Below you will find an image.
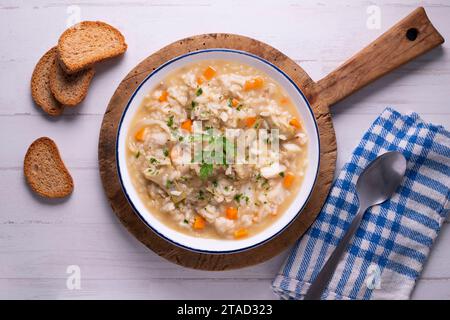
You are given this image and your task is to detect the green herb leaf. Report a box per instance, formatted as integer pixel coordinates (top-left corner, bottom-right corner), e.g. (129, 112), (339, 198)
(167, 115), (174, 128)
(234, 193), (243, 203)
(149, 157), (159, 164)
(279, 172), (285, 177)
(135, 151), (140, 158)
(163, 148), (169, 157)
(196, 87), (203, 96)
(199, 163), (213, 180)
(262, 179), (270, 190)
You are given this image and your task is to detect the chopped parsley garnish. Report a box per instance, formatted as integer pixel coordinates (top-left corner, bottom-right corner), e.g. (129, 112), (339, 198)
(163, 148), (169, 157)
(144, 167), (159, 176)
(167, 115), (174, 128)
(199, 163), (214, 180)
(149, 157), (159, 164)
(135, 151), (140, 158)
(196, 87), (203, 96)
(234, 193), (249, 205)
(178, 136), (184, 142)
(236, 104), (243, 111)
(279, 172), (285, 177)
(227, 98), (233, 108)
(196, 130), (236, 181)
(183, 219), (189, 224)
(191, 101), (198, 108)
(165, 179), (173, 188)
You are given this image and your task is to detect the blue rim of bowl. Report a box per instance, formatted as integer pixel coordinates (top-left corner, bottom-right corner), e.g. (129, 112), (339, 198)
(116, 48), (321, 254)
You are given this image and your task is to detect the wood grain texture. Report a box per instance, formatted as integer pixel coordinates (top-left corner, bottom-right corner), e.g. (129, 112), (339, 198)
(316, 7), (445, 106)
(99, 33), (337, 270)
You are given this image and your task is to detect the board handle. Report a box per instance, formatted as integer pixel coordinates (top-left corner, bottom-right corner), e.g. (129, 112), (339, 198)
(316, 7), (444, 107)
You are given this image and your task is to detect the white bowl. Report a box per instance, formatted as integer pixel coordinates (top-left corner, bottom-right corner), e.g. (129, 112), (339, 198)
(116, 49), (320, 254)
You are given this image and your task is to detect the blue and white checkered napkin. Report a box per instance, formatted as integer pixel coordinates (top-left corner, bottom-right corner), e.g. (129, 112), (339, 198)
(272, 107), (450, 300)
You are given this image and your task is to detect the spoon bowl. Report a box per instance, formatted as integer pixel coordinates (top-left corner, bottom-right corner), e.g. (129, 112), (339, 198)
(357, 151), (407, 209)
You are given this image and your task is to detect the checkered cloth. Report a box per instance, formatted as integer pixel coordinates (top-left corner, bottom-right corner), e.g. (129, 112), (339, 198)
(272, 108), (450, 300)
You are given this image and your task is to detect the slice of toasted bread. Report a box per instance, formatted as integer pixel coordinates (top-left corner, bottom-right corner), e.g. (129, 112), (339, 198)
(49, 58), (95, 107)
(57, 21), (127, 74)
(31, 47), (64, 116)
(24, 137), (74, 198)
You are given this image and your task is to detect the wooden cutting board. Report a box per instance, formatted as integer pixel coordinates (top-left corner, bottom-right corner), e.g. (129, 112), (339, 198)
(98, 7), (443, 270)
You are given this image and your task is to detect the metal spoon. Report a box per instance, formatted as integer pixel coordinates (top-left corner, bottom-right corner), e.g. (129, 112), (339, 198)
(304, 151), (407, 300)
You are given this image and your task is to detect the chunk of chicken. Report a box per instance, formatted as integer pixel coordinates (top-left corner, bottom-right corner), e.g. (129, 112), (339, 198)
(260, 163), (286, 179)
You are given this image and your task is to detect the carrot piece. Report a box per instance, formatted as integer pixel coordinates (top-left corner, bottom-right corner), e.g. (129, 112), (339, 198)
(234, 228), (248, 239)
(245, 117), (257, 128)
(289, 117), (301, 129)
(244, 77), (264, 91)
(254, 77), (264, 88)
(231, 98), (239, 107)
(134, 128), (146, 142)
(158, 90), (169, 102)
(181, 119), (193, 132)
(226, 207), (238, 220)
(196, 77), (204, 85)
(283, 173), (295, 189)
(203, 66), (216, 80)
(280, 97), (289, 105)
(193, 216), (205, 230)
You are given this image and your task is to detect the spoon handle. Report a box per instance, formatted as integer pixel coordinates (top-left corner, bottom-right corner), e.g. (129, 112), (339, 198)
(304, 206), (367, 300)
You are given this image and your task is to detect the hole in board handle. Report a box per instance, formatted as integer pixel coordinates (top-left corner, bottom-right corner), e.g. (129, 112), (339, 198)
(406, 28), (419, 41)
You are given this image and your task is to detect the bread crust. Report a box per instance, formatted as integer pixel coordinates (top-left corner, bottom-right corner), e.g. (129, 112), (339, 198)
(49, 59), (95, 106)
(30, 47), (64, 116)
(57, 21), (127, 74)
(24, 137), (74, 198)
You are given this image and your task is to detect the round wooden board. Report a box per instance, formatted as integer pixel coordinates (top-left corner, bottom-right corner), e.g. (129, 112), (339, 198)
(98, 33), (337, 270)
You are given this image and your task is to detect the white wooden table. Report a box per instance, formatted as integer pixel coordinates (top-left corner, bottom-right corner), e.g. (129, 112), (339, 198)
(0, 0), (449, 300)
